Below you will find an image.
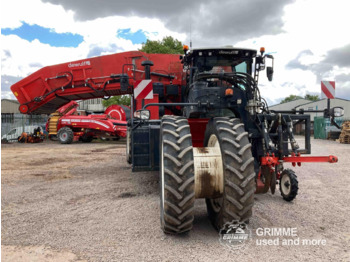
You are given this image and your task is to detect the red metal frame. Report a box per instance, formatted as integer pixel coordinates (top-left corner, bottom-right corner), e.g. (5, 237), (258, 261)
(188, 118), (209, 147)
(104, 104), (130, 121)
(57, 114), (127, 138)
(11, 51), (183, 115)
(260, 152), (338, 167)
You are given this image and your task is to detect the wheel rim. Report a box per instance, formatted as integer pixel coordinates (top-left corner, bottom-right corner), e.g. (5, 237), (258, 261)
(281, 174), (291, 196)
(207, 134), (223, 213)
(61, 133), (67, 141)
(208, 134), (220, 148)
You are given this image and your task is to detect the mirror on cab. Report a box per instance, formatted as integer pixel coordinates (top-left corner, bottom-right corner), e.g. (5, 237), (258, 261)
(330, 107), (344, 117)
(266, 67), (273, 81)
(265, 54), (274, 82)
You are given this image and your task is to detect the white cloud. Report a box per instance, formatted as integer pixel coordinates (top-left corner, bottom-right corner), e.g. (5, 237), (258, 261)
(1, 0), (349, 103)
(1, 1), (185, 79)
(1, 0), (75, 32)
(234, 0), (350, 104)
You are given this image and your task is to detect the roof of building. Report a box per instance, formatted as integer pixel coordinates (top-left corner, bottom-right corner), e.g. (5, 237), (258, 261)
(295, 97), (350, 108)
(269, 98), (311, 109)
(1, 99), (19, 104)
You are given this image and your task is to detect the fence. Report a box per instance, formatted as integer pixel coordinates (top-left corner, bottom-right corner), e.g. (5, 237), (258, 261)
(1, 114), (48, 136)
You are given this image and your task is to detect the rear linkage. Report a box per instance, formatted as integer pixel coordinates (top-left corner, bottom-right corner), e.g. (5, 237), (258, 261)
(256, 110), (338, 201)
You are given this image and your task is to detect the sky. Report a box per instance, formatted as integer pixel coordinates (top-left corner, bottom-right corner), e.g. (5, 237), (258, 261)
(1, 0), (350, 105)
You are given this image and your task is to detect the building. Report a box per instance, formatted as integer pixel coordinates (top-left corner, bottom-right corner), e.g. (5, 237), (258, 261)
(1, 99), (20, 114)
(269, 98), (311, 111)
(269, 98), (350, 135)
(269, 98), (350, 120)
(78, 98), (106, 113)
(295, 98), (350, 121)
(1, 99), (48, 135)
(2, 99), (20, 134)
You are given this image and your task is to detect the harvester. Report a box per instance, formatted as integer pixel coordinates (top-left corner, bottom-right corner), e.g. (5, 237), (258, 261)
(46, 101), (129, 144)
(11, 45), (342, 234)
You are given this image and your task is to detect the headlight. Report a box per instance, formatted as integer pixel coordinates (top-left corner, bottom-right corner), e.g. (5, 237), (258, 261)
(134, 109), (150, 120)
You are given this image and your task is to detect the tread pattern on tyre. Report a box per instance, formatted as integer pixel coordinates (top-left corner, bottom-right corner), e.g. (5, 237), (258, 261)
(280, 168), (298, 202)
(160, 115), (195, 234)
(57, 127), (74, 144)
(205, 117), (255, 229)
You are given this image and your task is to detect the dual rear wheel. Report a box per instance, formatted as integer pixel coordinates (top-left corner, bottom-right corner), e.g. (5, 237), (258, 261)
(160, 116), (255, 233)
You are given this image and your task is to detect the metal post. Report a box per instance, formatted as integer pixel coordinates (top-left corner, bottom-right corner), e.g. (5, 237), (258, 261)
(327, 98), (330, 118)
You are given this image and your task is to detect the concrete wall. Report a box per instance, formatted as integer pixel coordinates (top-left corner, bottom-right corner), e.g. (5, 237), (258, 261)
(78, 98), (106, 113)
(1, 99), (19, 114)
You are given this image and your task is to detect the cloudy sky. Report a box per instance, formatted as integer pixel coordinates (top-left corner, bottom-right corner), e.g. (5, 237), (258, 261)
(1, 0), (349, 105)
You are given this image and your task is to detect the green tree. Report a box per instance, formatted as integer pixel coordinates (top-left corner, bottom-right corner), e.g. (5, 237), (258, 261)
(103, 37), (183, 107)
(280, 94), (320, 104)
(139, 36), (183, 54)
(280, 95), (303, 104)
(304, 94), (319, 102)
(102, 95), (131, 107)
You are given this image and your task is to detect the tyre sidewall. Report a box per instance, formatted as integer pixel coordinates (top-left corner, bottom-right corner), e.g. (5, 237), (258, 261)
(204, 117), (255, 229)
(58, 127), (73, 144)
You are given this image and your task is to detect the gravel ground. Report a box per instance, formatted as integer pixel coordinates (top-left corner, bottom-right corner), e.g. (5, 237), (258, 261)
(1, 138), (350, 261)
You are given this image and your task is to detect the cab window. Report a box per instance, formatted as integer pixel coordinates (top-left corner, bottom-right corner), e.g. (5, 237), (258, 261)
(234, 61), (248, 73)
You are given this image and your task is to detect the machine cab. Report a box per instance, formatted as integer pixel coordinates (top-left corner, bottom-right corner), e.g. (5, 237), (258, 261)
(184, 47), (256, 84)
(181, 47), (258, 119)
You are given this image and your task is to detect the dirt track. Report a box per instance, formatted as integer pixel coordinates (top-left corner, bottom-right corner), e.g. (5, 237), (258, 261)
(1, 138), (350, 261)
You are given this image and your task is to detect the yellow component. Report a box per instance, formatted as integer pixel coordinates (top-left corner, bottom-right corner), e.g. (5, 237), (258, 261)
(96, 127), (100, 129)
(47, 114), (60, 135)
(14, 92), (18, 97)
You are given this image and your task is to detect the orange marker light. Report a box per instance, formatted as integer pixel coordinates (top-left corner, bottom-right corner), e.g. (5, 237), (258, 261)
(260, 47), (265, 53)
(183, 45), (189, 51)
(225, 88), (234, 96)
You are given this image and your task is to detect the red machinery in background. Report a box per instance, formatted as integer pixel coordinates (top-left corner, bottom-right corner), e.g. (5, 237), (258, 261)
(46, 101), (129, 144)
(11, 48), (341, 234)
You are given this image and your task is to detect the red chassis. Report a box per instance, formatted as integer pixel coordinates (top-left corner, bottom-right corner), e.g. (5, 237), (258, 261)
(57, 114), (127, 139)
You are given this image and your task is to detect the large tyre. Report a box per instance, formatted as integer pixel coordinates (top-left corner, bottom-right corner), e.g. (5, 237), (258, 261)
(279, 169), (298, 202)
(204, 117), (255, 230)
(81, 136), (93, 143)
(126, 129), (131, 164)
(57, 127), (74, 144)
(160, 116), (195, 234)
